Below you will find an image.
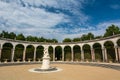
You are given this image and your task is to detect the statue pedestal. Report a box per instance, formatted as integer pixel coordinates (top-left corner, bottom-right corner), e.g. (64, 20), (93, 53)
(41, 57), (50, 69)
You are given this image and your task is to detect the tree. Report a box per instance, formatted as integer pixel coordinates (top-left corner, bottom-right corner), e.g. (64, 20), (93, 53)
(1, 31), (9, 38)
(26, 36), (38, 42)
(63, 38), (72, 42)
(87, 32), (94, 40)
(16, 33), (25, 41)
(104, 24), (120, 37)
(9, 32), (16, 39)
(73, 37), (80, 42)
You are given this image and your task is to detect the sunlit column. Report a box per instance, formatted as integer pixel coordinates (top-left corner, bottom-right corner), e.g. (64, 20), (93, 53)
(118, 47), (120, 62)
(102, 47), (105, 62)
(0, 48), (2, 62)
(53, 47), (55, 61)
(62, 47), (64, 61)
(114, 46), (118, 62)
(33, 47), (37, 62)
(104, 48), (108, 62)
(23, 46), (26, 62)
(11, 46), (15, 62)
(81, 49), (84, 61)
(71, 46), (74, 62)
(91, 48), (95, 62)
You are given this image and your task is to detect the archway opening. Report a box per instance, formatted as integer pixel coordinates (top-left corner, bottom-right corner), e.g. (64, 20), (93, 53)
(36, 46), (44, 61)
(55, 46), (62, 61)
(117, 39), (120, 47)
(64, 46), (71, 61)
(14, 44), (24, 62)
(25, 45), (34, 61)
(93, 43), (102, 62)
(117, 39), (120, 61)
(73, 45), (81, 61)
(83, 44), (91, 61)
(1, 43), (13, 62)
(104, 41), (115, 62)
(48, 46), (53, 61)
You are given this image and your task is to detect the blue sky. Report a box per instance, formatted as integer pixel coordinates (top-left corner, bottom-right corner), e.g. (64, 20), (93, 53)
(0, 0), (120, 42)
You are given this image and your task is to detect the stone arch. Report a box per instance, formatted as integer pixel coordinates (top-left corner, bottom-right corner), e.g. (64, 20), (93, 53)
(14, 44), (24, 62)
(36, 45), (44, 61)
(104, 41), (115, 62)
(83, 44), (91, 61)
(1, 43), (13, 62)
(117, 39), (120, 47)
(25, 45), (35, 61)
(93, 43), (103, 62)
(64, 45), (71, 61)
(73, 45), (81, 61)
(55, 46), (62, 61)
(48, 46), (53, 61)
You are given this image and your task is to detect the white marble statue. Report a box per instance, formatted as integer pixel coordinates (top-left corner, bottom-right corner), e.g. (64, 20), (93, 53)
(41, 45), (50, 69)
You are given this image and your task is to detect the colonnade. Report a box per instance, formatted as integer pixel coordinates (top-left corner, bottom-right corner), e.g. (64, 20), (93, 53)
(0, 43), (120, 62)
(0, 34), (120, 63)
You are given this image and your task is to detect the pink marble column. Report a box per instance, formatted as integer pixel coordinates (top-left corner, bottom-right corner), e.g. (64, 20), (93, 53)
(11, 47), (15, 62)
(71, 46), (74, 62)
(23, 47), (26, 62)
(81, 49), (84, 61)
(114, 47), (118, 62)
(0, 48), (2, 61)
(118, 47), (120, 62)
(62, 47), (64, 61)
(104, 48), (108, 62)
(53, 47), (55, 61)
(91, 48), (95, 62)
(33, 47), (37, 62)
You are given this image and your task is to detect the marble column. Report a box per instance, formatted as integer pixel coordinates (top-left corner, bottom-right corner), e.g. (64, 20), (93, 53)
(91, 48), (95, 62)
(81, 49), (84, 61)
(11, 47), (15, 62)
(23, 47), (26, 62)
(104, 48), (108, 62)
(62, 47), (64, 61)
(118, 47), (120, 62)
(102, 48), (105, 62)
(53, 47), (55, 61)
(71, 46), (74, 62)
(0, 48), (2, 62)
(115, 46), (118, 62)
(33, 47), (37, 62)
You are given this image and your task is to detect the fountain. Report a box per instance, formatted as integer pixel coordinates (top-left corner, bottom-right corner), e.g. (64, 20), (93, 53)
(29, 45), (62, 73)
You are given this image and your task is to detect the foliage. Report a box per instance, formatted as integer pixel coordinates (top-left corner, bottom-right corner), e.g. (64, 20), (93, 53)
(16, 33), (25, 41)
(63, 38), (72, 42)
(0, 31), (58, 43)
(104, 24), (120, 37)
(72, 37), (80, 42)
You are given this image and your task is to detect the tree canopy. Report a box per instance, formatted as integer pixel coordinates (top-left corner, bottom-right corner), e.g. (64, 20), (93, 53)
(0, 24), (120, 43)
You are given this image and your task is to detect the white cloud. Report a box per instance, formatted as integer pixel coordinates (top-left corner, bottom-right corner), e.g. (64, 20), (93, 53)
(0, 0), (93, 42)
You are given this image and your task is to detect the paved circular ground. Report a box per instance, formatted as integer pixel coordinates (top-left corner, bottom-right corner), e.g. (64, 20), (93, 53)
(0, 64), (120, 80)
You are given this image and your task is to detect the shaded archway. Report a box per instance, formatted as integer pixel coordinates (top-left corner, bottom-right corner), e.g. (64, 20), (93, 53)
(1, 43), (13, 62)
(117, 39), (120, 62)
(14, 44), (24, 61)
(64, 46), (71, 61)
(83, 44), (91, 61)
(48, 46), (53, 61)
(25, 45), (34, 61)
(55, 46), (62, 61)
(73, 45), (81, 61)
(93, 43), (103, 62)
(36, 46), (44, 61)
(104, 41), (115, 62)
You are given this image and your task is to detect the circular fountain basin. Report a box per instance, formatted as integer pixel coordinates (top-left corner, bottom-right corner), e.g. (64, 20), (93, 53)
(29, 67), (62, 73)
